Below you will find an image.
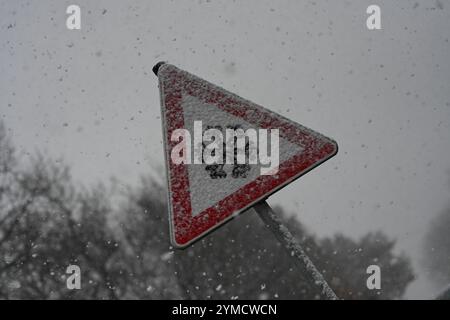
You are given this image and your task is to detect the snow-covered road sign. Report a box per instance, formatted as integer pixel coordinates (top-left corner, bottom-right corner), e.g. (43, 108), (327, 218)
(155, 63), (337, 248)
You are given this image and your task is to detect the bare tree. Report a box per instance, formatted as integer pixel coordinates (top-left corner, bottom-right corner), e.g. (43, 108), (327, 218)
(0, 121), (178, 299)
(168, 207), (414, 300)
(423, 206), (450, 288)
(0, 120), (414, 299)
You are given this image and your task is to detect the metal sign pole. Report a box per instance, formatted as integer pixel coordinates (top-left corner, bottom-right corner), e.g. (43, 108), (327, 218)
(253, 201), (339, 300)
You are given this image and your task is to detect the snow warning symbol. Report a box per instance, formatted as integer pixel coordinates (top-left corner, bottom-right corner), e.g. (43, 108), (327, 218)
(155, 63), (337, 248)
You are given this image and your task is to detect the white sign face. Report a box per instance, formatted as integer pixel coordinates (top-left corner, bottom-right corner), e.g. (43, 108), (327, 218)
(156, 63), (337, 248)
(182, 94), (302, 217)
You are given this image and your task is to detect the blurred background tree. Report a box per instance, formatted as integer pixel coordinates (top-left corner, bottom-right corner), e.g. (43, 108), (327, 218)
(423, 205), (450, 292)
(168, 208), (413, 299)
(0, 120), (414, 299)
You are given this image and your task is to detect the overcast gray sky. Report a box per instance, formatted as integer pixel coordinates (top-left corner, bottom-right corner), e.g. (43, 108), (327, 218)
(1, 0), (450, 298)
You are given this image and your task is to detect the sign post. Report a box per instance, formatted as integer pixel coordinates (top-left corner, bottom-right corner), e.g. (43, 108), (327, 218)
(154, 62), (339, 299)
(253, 201), (338, 300)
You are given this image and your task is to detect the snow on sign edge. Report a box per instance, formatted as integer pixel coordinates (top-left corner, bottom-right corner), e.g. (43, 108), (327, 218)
(156, 63), (338, 249)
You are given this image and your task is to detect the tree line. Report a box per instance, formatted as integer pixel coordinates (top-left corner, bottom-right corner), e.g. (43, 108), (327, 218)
(0, 120), (416, 299)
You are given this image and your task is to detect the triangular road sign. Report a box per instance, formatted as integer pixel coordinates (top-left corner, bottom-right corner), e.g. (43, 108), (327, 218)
(155, 63), (338, 248)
